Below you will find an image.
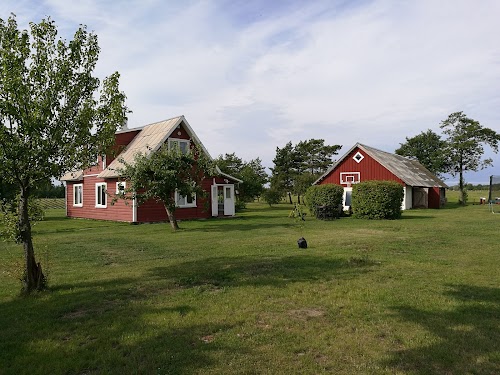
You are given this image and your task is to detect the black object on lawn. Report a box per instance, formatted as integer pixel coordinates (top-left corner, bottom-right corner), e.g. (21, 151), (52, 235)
(297, 237), (307, 249)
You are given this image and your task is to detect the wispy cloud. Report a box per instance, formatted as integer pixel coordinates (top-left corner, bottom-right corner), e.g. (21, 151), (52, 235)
(2, 0), (499, 183)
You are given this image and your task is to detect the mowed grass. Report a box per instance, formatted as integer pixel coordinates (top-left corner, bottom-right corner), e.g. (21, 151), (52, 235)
(0, 200), (499, 374)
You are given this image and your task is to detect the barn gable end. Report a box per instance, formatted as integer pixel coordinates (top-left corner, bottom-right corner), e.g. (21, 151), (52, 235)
(315, 143), (447, 210)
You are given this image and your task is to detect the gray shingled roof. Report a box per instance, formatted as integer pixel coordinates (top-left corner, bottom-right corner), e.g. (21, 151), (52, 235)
(98, 115), (211, 179)
(315, 143), (448, 188)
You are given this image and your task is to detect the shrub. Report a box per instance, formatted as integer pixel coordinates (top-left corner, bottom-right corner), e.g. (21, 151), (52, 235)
(261, 188), (283, 207)
(235, 200), (247, 212)
(304, 184), (344, 215)
(351, 180), (404, 219)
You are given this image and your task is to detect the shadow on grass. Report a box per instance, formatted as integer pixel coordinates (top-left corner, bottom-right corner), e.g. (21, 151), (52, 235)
(384, 284), (500, 374)
(400, 215), (436, 220)
(0, 277), (245, 375)
(148, 254), (378, 289)
(0, 254), (376, 374)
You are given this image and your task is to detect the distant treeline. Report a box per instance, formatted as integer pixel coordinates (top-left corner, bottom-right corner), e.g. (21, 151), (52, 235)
(448, 183), (500, 191)
(1, 180), (65, 201)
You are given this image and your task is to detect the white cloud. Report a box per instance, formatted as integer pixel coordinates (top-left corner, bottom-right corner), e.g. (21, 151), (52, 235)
(2, 0), (500, 182)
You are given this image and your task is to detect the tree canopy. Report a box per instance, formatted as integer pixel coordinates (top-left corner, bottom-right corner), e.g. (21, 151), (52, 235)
(440, 112), (500, 204)
(215, 153), (268, 202)
(118, 144), (214, 230)
(395, 129), (449, 176)
(396, 112), (500, 205)
(270, 139), (340, 204)
(0, 16), (128, 293)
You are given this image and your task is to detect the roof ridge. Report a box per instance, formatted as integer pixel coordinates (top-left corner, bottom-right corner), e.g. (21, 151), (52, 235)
(116, 115), (184, 134)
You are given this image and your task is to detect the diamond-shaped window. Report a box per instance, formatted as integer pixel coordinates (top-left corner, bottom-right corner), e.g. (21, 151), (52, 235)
(353, 152), (364, 163)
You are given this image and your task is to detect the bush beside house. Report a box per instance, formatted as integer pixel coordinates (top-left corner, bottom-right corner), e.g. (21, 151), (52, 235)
(304, 184), (344, 216)
(351, 180), (404, 219)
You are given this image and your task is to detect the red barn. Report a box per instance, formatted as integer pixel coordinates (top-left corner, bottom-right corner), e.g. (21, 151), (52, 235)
(61, 116), (241, 223)
(314, 143), (447, 209)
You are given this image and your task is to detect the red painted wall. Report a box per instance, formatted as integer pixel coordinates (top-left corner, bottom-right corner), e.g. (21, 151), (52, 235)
(106, 129), (141, 165)
(428, 187), (442, 209)
(320, 147), (404, 186)
(66, 177), (133, 222)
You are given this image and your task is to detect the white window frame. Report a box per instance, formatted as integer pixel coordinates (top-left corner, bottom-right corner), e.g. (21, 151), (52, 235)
(95, 182), (107, 208)
(168, 138), (190, 155)
(175, 191), (197, 208)
(116, 181), (126, 194)
(340, 172), (361, 185)
(73, 184), (83, 207)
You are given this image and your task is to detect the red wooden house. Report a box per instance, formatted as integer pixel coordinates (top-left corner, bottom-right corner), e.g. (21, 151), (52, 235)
(61, 116), (241, 223)
(314, 143), (447, 209)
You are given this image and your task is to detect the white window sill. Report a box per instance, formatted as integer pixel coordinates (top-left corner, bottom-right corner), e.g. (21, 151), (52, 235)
(95, 205), (107, 209)
(73, 204), (83, 207)
(177, 204), (196, 208)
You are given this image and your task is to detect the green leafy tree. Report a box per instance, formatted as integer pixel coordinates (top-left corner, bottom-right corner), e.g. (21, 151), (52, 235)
(295, 139), (341, 176)
(0, 178), (17, 202)
(395, 129), (450, 176)
(215, 153), (268, 202)
(238, 158), (268, 201)
(440, 112), (500, 205)
(0, 16), (128, 293)
(270, 142), (297, 204)
(271, 139), (340, 204)
(118, 145), (214, 231)
(261, 187), (283, 207)
(214, 153), (244, 176)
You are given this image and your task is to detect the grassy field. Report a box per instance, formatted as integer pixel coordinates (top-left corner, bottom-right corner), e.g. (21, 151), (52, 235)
(1, 199), (499, 374)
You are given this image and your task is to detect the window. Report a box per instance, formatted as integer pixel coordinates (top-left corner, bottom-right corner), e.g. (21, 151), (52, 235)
(168, 138), (190, 155)
(96, 183), (107, 208)
(353, 151), (364, 163)
(116, 181), (126, 194)
(73, 184), (83, 207)
(175, 191), (196, 208)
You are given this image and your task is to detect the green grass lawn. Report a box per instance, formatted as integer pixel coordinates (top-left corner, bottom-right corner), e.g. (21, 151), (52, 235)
(1, 201), (499, 374)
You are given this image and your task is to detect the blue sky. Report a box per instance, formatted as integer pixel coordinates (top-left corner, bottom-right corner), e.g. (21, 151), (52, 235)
(2, 0), (500, 184)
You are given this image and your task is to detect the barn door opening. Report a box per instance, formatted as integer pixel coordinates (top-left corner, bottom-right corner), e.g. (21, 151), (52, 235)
(412, 187), (429, 208)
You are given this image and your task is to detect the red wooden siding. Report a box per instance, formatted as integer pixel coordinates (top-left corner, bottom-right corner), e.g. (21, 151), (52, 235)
(428, 187), (441, 209)
(171, 123), (191, 140)
(66, 177), (133, 222)
(137, 177), (215, 222)
(320, 147), (404, 186)
(107, 130), (141, 165)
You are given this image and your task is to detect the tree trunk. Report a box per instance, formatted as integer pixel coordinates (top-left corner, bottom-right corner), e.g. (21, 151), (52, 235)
(458, 157), (466, 205)
(164, 205), (179, 230)
(19, 187), (45, 293)
(459, 169), (465, 205)
(288, 192), (293, 205)
(297, 195), (301, 204)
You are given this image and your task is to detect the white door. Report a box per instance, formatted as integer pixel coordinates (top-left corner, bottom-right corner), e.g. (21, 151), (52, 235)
(211, 185), (218, 217)
(223, 185), (235, 216)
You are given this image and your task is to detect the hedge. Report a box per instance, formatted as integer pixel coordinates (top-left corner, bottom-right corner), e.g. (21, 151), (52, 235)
(304, 183), (344, 215)
(351, 180), (404, 219)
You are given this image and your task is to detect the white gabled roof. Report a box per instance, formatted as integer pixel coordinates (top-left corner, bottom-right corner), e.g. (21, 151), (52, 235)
(98, 115), (212, 179)
(315, 143), (447, 188)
